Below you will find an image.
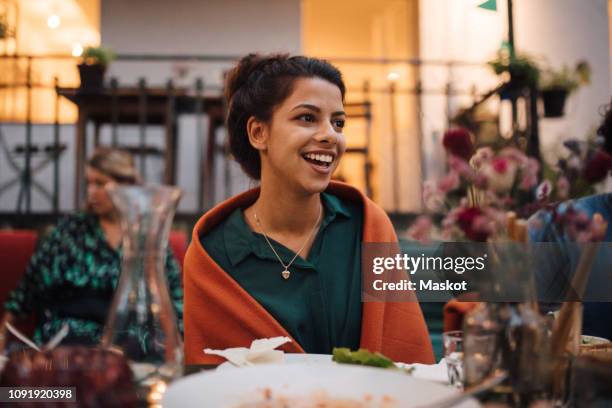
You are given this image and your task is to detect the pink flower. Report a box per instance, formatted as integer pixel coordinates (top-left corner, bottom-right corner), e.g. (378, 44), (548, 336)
(471, 173), (488, 189)
(556, 176), (570, 200)
(448, 155), (474, 179)
(483, 207), (507, 226)
(499, 147), (528, 166)
(567, 156), (581, 170)
(518, 158), (540, 190)
(519, 173), (538, 190)
(526, 158), (540, 173)
(470, 147), (494, 168)
(407, 215), (434, 244)
(423, 181), (445, 212)
(536, 180), (552, 200)
(443, 128), (474, 160)
(481, 157), (518, 192)
(456, 207), (490, 241)
(491, 157), (509, 174)
(437, 171), (460, 193)
(442, 206), (463, 228)
(471, 215), (495, 240)
(483, 191), (502, 206)
(499, 196), (516, 208)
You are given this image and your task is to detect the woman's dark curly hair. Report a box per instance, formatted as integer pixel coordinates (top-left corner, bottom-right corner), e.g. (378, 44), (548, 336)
(225, 53), (345, 179)
(598, 98), (612, 154)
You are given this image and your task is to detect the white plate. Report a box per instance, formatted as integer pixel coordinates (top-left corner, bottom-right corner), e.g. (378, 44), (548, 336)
(217, 353), (449, 385)
(216, 353), (333, 370)
(581, 335), (610, 345)
(164, 363), (479, 407)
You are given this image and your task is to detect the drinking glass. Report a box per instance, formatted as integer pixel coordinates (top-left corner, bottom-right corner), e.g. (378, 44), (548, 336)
(443, 330), (464, 389)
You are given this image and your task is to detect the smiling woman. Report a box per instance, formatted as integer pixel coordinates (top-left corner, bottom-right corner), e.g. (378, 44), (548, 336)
(183, 53), (434, 365)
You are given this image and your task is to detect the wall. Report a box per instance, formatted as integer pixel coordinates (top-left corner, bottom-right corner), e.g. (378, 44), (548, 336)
(514, 0), (610, 164)
(303, 0), (421, 212)
(101, 0), (301, 87)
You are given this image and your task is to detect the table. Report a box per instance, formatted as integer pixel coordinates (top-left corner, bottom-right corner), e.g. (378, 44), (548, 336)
(57, 87), (225, 209)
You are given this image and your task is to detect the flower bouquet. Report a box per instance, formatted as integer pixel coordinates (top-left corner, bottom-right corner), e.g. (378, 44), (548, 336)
(408, 126), (608, 404)
(412, 127), (542, 243)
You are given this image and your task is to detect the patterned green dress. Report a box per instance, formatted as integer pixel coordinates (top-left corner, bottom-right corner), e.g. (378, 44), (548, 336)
(4, 212), (183, 346)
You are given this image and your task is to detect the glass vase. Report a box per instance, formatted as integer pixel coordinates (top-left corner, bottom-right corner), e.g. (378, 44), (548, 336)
(462, 242), (549, 406)
(100, 184), (183, 401)
(463, 302), (549, 406)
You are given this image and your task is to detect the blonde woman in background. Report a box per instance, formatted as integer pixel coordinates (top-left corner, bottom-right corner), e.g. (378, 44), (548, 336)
(0, 147), (183, 350)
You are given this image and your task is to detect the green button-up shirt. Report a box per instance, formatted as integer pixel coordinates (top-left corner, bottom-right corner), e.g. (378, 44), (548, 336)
(200, 192), (363, 354)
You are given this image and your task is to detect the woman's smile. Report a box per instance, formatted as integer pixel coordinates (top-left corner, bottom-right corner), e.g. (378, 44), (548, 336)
(302, 150), (336, 174)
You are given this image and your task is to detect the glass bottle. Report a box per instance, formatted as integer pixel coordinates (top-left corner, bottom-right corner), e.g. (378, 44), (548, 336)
(101, 184), (183, 400)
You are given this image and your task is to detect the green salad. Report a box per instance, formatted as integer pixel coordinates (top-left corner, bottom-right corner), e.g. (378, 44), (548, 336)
(332, 348), (414, 374)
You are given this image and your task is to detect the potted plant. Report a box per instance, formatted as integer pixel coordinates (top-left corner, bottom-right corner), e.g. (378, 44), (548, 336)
(0, 13), (11, 40)
(0, 18), (6, 39)
(78, 46), (116, 89)
(489, 49), (540, 100)
(539, 60), (591, 118)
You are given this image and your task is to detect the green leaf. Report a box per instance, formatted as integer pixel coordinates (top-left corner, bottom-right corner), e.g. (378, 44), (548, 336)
(81, 46), (116, 67)
(332, 347), (397, 369)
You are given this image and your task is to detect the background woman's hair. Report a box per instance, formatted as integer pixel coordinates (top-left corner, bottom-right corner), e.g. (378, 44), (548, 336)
(87, 146), (139, 184)
(598, 98), (612, 154)
(225, 53), (346, 179)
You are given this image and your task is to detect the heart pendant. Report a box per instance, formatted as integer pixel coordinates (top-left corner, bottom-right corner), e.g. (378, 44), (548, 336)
(281, 269), (290, 280)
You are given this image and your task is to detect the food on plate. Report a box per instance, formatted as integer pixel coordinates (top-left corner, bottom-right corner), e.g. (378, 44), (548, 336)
(332, 348), (397, 368)
(332, 348), (415, 374)
(205, 336), (291, 366)
(581, 335), (609, 345)
(233, 388), (398, 407)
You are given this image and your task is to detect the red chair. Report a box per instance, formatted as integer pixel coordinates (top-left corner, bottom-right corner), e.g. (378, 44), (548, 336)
(0, 229), (38, 337)
(168, 230), (188, 272)
(443, 298), (480, 332)
(0, 229), (187, 344)
(0, 230), (38, 314)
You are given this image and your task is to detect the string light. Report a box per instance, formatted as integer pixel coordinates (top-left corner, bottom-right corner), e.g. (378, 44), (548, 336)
(72, 43), (84, 57)
(47, 14), (61, 29)
(387, 71), (400, 82)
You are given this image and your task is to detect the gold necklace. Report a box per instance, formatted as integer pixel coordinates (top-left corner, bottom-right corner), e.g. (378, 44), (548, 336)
(253, 205), (322, 280)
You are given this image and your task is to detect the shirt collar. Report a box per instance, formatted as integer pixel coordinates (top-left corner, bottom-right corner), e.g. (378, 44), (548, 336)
(223, 210), (255, 267)
(223, 192), (352, 267)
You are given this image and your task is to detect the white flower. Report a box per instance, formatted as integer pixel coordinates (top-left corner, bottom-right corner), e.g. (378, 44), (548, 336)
(481, 157), (517, 193)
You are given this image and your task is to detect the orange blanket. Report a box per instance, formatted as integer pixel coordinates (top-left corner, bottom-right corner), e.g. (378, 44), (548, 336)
(183, 181), (435, 365)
